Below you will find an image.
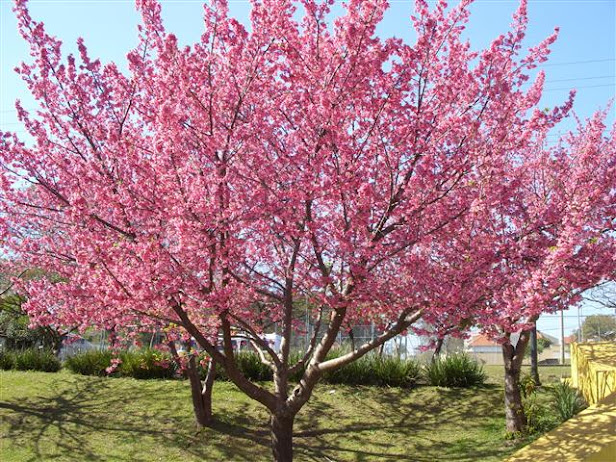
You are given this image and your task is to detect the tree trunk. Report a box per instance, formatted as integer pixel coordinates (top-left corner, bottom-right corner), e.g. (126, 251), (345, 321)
(502, 341), (526, 434)
(432, 337), (444, 363)
(270, 412), (294, 462)
(529, 325), (541, 386)
(186, 354), (216, 427)
(348, 328), (355, 351)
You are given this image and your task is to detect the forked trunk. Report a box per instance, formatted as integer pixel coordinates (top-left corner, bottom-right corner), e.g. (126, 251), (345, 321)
(502, 341), (526, 434)
(187, 354), (216, 427)
(270, 412), (294, 462)
(503, 359), (526, 433)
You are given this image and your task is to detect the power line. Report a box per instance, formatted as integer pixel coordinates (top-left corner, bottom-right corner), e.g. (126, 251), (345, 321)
(541, 58), (616, 67)
(546, 75), (615, 83)
(544, 83), (615, 92)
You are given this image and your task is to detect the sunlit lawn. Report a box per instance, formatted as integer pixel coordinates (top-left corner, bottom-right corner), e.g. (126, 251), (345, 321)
(0, 368), (561, 462)
(483, 364), (571, 385)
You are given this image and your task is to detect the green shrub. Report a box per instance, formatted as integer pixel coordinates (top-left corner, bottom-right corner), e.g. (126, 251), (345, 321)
(213, 352), (273, 382)
(0, 350), (14, 370)
(519, 374), (539, 399)
(323, 351), (421, 388)
(552, 381), (586, 422)
(288, 352), (306, 382)
(200, 350), (420, 388)
(523, 394), (559, 435)
(236, 351), (273, 381)
(13, 348), (61, 372)
(65, 350), (112, 376)
(424, 354), (486, 388)
(323, 355), (372, 385)
(119, 349), (176, 380)
(374, 356), (421, 388)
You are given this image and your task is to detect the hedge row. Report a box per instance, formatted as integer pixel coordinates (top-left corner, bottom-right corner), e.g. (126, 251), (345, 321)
(0, 348), (61, 372)
(64, 349), (176, 379)
(1, 347), (486, 389)
(65, 349), (486, 389)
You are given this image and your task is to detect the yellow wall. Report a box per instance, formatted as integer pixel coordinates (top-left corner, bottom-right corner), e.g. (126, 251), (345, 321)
(570, 342), (616, 405)
(506, 342), (616, 461)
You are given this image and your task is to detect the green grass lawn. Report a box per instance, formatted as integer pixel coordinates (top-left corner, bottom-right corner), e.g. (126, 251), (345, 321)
(0, 369), (556, 462)
(483, 364), (571, 385)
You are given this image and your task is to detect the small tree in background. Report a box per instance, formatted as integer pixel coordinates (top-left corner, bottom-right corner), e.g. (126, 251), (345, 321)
(0, 268), (73, 353)
(577, 314), (616, 341)
(472, 115), (616, 434)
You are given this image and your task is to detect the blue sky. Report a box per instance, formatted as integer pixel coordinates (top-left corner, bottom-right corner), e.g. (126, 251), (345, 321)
(1, 0), (615, 338)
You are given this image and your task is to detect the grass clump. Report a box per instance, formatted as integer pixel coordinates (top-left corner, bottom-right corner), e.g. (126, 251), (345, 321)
(551, 381), (586, 422)
(65, 349), (176, 379)
(64, 350), (112, 376)
(0, 350), (15, 370)
(12, 348), (60, 372)
(118, 349), (176, 380)
(425, 354), (486, 388)
(214, 351), (273, 382)
(323, 352), (421, 388)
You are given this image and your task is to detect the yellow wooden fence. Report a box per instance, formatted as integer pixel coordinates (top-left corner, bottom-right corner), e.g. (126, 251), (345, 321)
(570, 342), (616, 405)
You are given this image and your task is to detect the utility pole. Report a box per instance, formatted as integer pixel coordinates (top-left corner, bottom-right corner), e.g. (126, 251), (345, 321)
(559, 309), (565, 365)
(530, 324), (541, 385)
(577, 306), (582, 343)
(305, 295), (309, 352)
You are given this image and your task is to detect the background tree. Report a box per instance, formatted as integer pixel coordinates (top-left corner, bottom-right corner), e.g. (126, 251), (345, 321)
(525, 332), (551, 358)
(576, 314), (616, 341)
(585, 282), (616, 310)
(473, 112), (616, 434)
(0, 268), (72, 352)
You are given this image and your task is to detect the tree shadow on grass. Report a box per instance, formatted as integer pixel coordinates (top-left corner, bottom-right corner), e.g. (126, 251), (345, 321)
(293, 385), (513, 462)
(1, 375), (514, 462)
(0, 375), (271, 461)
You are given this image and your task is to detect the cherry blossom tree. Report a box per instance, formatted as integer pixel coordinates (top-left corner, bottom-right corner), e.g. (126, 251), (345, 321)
(477, 113), (616, 434)
(429, 112), (616, 434)
(1, 0), (608, 459)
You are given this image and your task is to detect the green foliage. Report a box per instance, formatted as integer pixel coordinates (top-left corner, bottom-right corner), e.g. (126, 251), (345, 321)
(522, 394), (558, 435)
(213, 351), (273, 382)
(198, 350), (420, 387)
(0, 294), (63, 351)
(425, 354), (486, 388)
(579, 314), (616, 341)
(0, 295), (36, 348)
(288, 352), (306, 382)
(373, 356), (421, 388)
(519, 374), (539, 399)
(235, 351), (274, 382)
(322, 355), (372, 386)
(0, 349), (15, 370)
(118, 349), (177, 380)
(64, 350), (112, 376)
(12, 348), (61, 372)
(518, 376), (584, 436)
(518, 374), (559, 435)
(65, 349), (176, 379)
(551, 381), (586, 421)
(524, 337), (552, 358)
(323, 351), (421, 388)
